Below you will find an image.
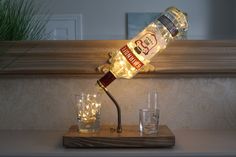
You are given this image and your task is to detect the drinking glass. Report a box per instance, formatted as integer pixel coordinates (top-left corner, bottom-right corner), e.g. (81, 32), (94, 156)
(139, 90), (160, 134)
(75, 93), (101, 133)
(139, 108), (160, 134)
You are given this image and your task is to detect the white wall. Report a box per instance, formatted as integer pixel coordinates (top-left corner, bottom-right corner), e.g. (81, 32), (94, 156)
(35, 0), (235, 40)
(0, 77), (236, 130)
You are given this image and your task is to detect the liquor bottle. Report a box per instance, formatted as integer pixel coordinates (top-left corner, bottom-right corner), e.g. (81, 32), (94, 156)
(98, 7), (188, 88)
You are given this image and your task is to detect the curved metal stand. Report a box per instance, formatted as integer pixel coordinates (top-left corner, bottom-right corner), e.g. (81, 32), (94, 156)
(97, 81), (122, 133)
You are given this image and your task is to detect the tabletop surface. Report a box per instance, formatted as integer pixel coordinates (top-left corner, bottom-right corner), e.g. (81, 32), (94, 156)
(0, 128), (236, 157)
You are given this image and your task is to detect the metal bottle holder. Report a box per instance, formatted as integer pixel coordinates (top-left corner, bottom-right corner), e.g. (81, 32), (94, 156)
(97, 80), (122, 133)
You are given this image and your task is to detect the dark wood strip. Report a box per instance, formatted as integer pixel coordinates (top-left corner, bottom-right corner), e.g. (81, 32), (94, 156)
(1, 40), (236, 76)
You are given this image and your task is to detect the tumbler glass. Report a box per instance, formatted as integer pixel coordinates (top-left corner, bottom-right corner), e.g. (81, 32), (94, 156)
(75, 93), (101, 133)
(139, 108), (160, 134)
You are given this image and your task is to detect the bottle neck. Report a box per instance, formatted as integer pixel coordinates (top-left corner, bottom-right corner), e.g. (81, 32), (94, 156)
(157, 15), (178, 37)
(97, 71), (116, 88)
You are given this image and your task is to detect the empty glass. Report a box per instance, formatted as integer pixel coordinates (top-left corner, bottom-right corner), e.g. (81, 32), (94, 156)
(139, 90), (160, 134)
(139, 108), (160, 134)
(75, 93), (101, 133)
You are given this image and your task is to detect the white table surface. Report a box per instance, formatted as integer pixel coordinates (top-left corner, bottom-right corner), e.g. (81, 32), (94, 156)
(0, 129), (236, 157)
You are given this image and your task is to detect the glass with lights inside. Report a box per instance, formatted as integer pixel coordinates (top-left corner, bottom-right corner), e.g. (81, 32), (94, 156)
(75, 93), (101, 133)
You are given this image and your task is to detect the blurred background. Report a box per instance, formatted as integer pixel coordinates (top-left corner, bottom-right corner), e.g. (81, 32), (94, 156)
(1, 0), (236, 40)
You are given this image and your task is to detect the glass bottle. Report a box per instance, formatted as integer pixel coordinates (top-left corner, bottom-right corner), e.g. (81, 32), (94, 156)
(98, 7), (188, 88)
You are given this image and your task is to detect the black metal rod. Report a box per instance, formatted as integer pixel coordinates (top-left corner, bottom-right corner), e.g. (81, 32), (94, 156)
(97, 81), (122, 133)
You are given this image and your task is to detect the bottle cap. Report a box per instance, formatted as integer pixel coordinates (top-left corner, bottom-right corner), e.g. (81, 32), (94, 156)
(165, 7), (188, 37)
(158, 7), (188, 37)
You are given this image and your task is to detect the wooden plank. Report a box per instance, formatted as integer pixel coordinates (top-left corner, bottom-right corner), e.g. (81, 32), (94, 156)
(63, 125), (175, 148)
(1, 40), (236, 77)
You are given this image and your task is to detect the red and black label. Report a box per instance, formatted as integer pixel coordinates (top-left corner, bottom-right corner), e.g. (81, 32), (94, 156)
(120, 45), (144, 70)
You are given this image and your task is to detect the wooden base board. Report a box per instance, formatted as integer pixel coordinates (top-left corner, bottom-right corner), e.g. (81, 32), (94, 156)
(63, 125), (175, 148)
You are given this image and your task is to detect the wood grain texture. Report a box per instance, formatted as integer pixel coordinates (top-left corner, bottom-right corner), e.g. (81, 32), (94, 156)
(1, 40), (236, 77)
(63, 125), (175, 148)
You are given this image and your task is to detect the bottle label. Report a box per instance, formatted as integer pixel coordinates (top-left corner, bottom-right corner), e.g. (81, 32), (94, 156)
(120, 45), (144, 70)
(134, 33), (157, 56)
(131, 24), (166, 60)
